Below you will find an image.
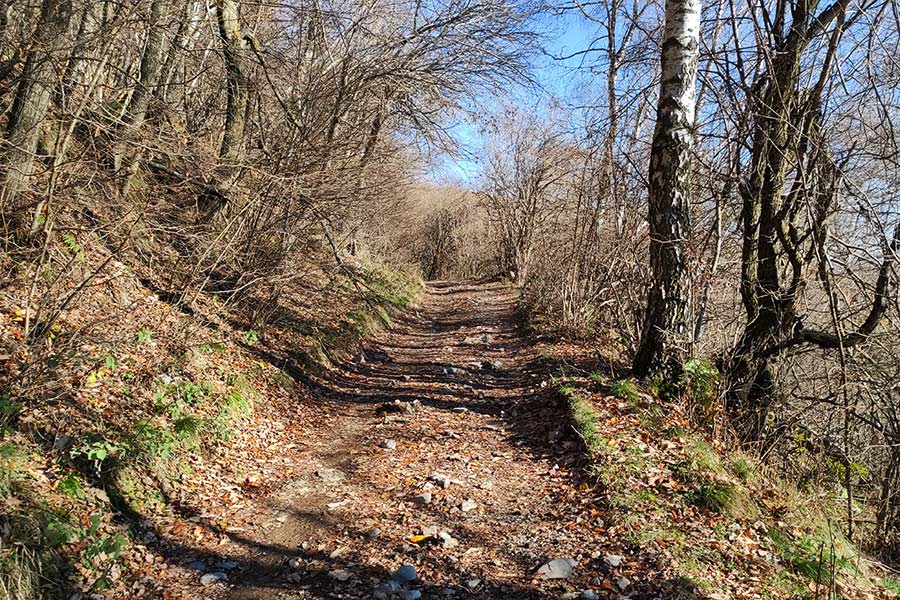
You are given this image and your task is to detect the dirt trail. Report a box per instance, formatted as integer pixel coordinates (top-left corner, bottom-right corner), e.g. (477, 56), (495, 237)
(186, 282), (632, 600)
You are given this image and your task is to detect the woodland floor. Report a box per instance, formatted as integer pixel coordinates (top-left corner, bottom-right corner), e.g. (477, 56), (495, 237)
(148, 281), (673, 599)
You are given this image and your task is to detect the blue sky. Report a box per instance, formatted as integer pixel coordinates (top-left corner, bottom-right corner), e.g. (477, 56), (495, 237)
(427, 12), (597, 186)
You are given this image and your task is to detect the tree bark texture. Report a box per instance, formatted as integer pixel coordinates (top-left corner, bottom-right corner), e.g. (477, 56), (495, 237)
(632, 0), (701, 377)
(217, 0), (248, 172)
(1, 0), (73, 230)
(201, 0), (249, 216)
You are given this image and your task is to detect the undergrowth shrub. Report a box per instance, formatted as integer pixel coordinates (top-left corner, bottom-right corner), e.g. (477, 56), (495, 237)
(681, 359), (719, 409)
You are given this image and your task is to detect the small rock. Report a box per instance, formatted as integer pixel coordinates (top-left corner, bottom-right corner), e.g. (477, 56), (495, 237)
(380, 439), (397, 450)
(460, 499), (478, 512)
(436, 531), (458, 548)
(400, 591), (422, 600)
(603, 555), (623, 568)
(561, 594), (580, 600)
(365, 527), (381, 539)
(430, 473), (452, 488)
(200, 572), (227, 585)
(466, 578), (481, 589)
(216, 560), (240, 570)
(441, 589), (457, 598)
(329, 569), (352, 581)
(186, 560), (206, 571)
(413, 493), (432, 505)
(581, 591), (600, 600)
(615, 576), (631, 591)
(392, 565), (417, 583)
(451, 407), (469, 413)
(316, 468), (345, 483)
(422, 525), (439, 536)
(536, 558), (577, 580)
(477, 480), (494, 490)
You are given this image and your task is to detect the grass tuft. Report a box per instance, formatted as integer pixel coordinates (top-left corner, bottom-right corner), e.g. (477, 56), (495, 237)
(730, 452), (756, 483)
(561, 386), (603, 456)
(609, 379), (639, 403)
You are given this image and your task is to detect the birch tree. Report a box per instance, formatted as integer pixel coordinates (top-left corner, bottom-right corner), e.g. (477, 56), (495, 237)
(632, 0), (701, 377)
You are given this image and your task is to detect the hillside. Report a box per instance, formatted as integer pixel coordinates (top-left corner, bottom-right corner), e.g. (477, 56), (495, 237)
(3, 279), (898, 598)
(4, 0), (900, 597)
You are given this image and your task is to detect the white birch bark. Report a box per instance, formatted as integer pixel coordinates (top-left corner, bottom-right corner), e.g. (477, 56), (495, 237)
(632, 0), (701, 376)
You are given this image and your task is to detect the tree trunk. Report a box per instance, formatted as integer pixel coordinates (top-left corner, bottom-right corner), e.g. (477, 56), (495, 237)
(724, 2), (852, 443)
(1, 0), (73, 234)
(59, 1), (100, 108)
(217, 0), (248, 173)
(632, 0), (701, 377)
(115, 0), (169, 195)
(122, 0), (168, 133)
(201, 0), (248, 216)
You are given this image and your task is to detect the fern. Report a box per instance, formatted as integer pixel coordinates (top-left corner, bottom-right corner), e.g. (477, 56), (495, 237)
(60, 233), (85, 261)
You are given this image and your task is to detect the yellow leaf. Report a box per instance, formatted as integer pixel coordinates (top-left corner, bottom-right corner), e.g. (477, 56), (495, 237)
(409, 535), (429, 543)
(607, 439), (618, 447)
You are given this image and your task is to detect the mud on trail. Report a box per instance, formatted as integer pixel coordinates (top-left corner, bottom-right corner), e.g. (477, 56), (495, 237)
(173, 282), (642, 599)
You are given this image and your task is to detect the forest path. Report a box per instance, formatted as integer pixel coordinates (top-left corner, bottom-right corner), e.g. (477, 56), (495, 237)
(192, 282), (631, 600)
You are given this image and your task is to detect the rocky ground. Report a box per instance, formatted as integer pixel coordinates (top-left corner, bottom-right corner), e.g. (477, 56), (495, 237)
(145, 281), (665, 600)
